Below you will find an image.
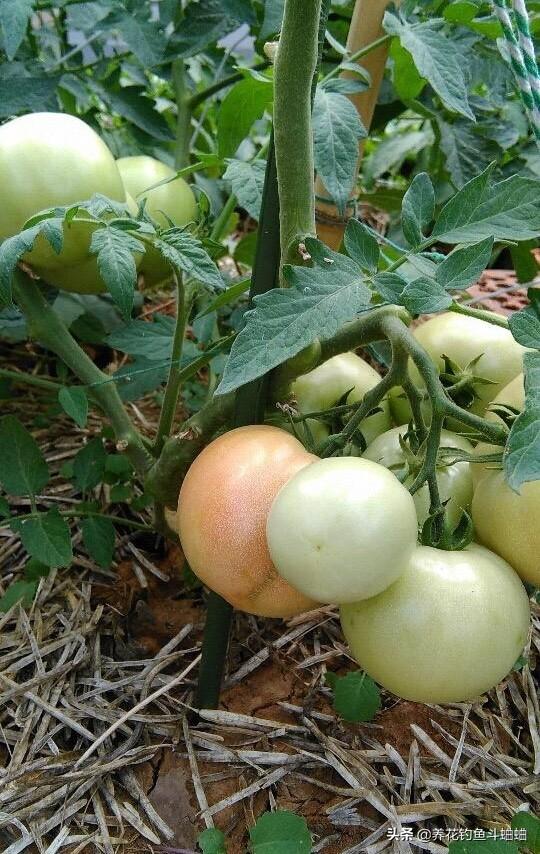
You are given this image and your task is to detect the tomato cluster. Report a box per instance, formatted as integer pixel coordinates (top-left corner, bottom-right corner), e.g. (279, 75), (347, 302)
(178, 313), (532, 705)
(0, 112), (197, 293)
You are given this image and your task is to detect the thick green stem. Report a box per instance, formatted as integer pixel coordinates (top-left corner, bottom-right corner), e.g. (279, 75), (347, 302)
(195, 594), (234, 709)
(0, 368), (61, 393)
(154, 277), (189, 454)
(173, 59), (192, 171)
(274, 0), (321, 267)
(449, 301), (510, 330)
(12, 272), (152, 476)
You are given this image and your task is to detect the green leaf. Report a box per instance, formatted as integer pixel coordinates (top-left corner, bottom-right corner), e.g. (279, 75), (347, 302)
(0, 579), (38, 613)
(435, 237), (494, 291)
(73, 438), (107, 492)
(0, 0), (33, 60)
(0, 71), (59, 119)
(449, 840), (519, 854)
(504, 354), (540, 491)
(198, 827), (228, 854)
(24, 558), (49, 582)
(524, 351), (540, 404)
(390, 39), (425, 102)
(81, 516), (115, 569)
(108, 315), (176, 362)
(114, 357), (169, 403)
(0, 495), (9, 517)
(384, 13), (474, 120)
(313, 87), (366, 214)
(105, 87), (174, 141)
(58, 387), (89, 429)
(329, 670), (381, 723)
(169, 0), (255, 59)
(199, 278), (251, 316)
(364, 130), (432, 183)
(260, 0), (284, 39)
(439, 120), (499, 189)
(401, 173), (435, 247)
(11, 508), (72, 569)
(443, 1), (480, 24)
(224, 160), (266, 221)
(155, 230), (224, 292)
(0, 225), (42, 304)
(343, 219), (379, 273)
(218, 76), (272, 158)
(0, 416), (49, 497)
(373, 272), (408, 303)
(401, 277), (453, 314)
(110, 484), (131, 503)
(432, 167), (540, 244)
(509, 292), (540, 349)
(511, 811), (540, 853)
(249, 811), (311, 854)
(90, 227), (143, 319)
(103, 9), (164, 67)
(216, 238), (371, 395)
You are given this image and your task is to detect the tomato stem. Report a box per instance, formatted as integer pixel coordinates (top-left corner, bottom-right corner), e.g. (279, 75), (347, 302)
(449, 301), (510, 330)
(173, 59), (193, 171)
(154, 275), (190, 455)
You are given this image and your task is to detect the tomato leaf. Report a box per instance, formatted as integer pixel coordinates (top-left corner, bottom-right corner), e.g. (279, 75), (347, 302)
(216, 238), (372, 395)
(224, 160), (266, 221)
(401, 173), (435, 248)
(58, 387), (89, 429)
(168, 0), (255, 59)
(73, 438), (107, 492)
(438, 119), (499, 189)
(0, 416), (49, 497)
(0, 225), (42, 304)
(81, 516), (115, 569)
(0, 0), (33, 61)
(504, 353), (540, 491)
(249, 811), (311, 854)
(0, 495), (9, 518)
(313, 86), (366, 215)
(108, 316), (177, 362)
(511, 811), (540, 853)
(435, 237), (494, 291)
(218, 76), (272, 158)
(509, 292), (540, 349)
(198, 827), (228, 854)
(328, 670), (381, 722)
(0, 579), (38, 613)
(260, 0), (284, 39)
(401, 277), (452, 315)
(91, 226), (143, 320)
(11, 507), (72, 569)
(432, 167), (540, 244)
(344, 219), (379, 273)
(448, 840), (519, 854)
(155, 230), (224, 292)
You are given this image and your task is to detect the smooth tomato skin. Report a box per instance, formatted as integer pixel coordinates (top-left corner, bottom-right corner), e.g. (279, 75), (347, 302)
(292, 353), (391, 447)
(177, 425), (319, 618)
(340, 544), (530, 703)
(363, 426), (473, 528)
(266, 457), (418, 604)
(117, 156), (198, 287)
(411, 313), (525, 415)
(0, 112), (126, 270)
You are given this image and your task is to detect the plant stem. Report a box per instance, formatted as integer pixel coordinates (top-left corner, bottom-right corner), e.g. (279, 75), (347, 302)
(12, 272), (153, 476)
(321, 33), (392, 82)
(154, 277), (189, 454)
(189, 62), (270, 109)
(449, 301), (510, 329)
(173, 59), (192, 171)
(210, 193), (238, 243)
(195, 593), (235, 709)
(0, 368), (61, 392)
(274, 0), (321, 267)
(3, 510), (151, 531)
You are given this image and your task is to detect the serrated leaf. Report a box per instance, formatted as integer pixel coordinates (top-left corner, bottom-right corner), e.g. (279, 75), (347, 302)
(90, 227), (143, 319)
(216, 239), (371, 395)
(0, 417), (49, 496)
(0, 0), (33, 61)
(169, 0), (255, 59)
(384, 13), (474, 120)
(73, 438), (107, 492)
(504, 353), (540, 493)
(218, 76), (272, 158)
(435, 237), (494, 290)
(511, 811), (540, 853)
(0, 225), (41, 303)
(373, 272), (408, 303)
(330, 670), (381, 722)
(432, 167), (540, 244)
(81, 516), (115, 569)
(439, 119), (499, 189)
(249, 811), (311, 854)
(364, 130), (432, 183)
(224, 160), (266, 221)
(0, 579), (38, 613)
(105, 87), (174, 142)
(509, 293), (540, 349)
(156, 230), (224, 291)
(104, 8), (164, 67)
(401, 277), (452, 314)
(0, 71), (59, 119)
(390, 38), (425, 102)
(313, 88), (366, 214)
(108, 315), (176, 362)
(198, 827), (228, 854)
(523, 351), (540, 404)
(11, 507), (72, 569)
(344, 219), (379, 273)
(58, 387), (89, 429)
(401, 173), (435, 247)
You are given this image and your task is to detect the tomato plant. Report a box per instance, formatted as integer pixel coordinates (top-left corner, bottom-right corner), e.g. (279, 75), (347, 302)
(340, 544), (531, 703)
(266, 456), (418, 603)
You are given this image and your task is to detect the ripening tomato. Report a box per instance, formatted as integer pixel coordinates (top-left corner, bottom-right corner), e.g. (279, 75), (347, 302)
(0, 112), (127, 275)
(363, 426), (473, 528)
(340, 544), (530, 703)
(177, 425), (319, 618)
(391, 313), (525, 425)
(291, 353), (391, 447)
(266, 456), (418, 604)
(117, 155), (198, 287)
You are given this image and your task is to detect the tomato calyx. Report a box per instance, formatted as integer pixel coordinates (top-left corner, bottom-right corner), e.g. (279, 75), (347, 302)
(420, 505), (474, 551)
(439, 353), (498, 411)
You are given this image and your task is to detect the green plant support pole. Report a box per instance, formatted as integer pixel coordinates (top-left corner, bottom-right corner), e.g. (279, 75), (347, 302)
(195, 133), (281, 710)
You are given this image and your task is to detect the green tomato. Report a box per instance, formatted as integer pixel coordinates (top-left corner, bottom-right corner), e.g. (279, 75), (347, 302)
(410, 313), (525, 417)
(0, 112), (127, 272)
(340, 543), (530, 703)
(266, 456), (418, 604)
(292, 353), (391, 448)
(363, 426), (473, 528)
(117, 155), (198, 287)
